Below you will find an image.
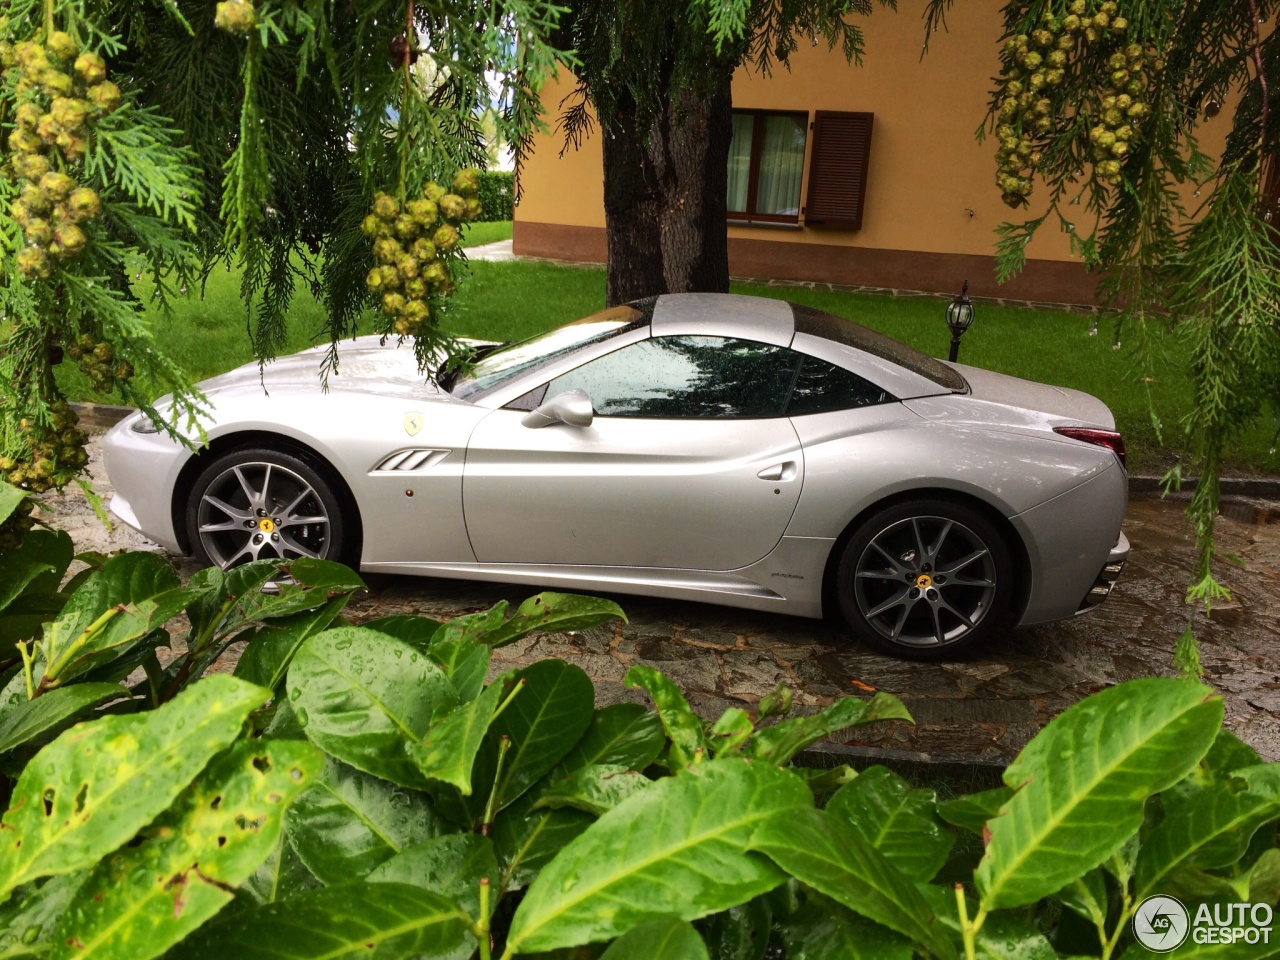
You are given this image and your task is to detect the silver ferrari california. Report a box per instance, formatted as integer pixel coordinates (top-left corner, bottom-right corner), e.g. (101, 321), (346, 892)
(103, 293), (1129, 659)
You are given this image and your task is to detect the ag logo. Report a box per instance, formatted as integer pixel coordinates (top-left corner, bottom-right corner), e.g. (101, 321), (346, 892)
(1133, 896), (1190, 952)
(404, 412), (424, 437)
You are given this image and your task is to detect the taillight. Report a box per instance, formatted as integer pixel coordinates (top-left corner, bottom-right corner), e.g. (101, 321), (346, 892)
(1054, 426), (1126, 470)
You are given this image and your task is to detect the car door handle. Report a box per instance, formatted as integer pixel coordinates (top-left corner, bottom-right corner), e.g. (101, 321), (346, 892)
(757, 462), (797, 481)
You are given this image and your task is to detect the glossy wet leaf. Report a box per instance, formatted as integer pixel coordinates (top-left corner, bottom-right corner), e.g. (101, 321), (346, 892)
(778, 896), (911, 960)
(1136, 764), (1280, 897)
(532, 764), (652, 817)
(826, 765), (954, 882)
(5, 530), (73, 601)
(493, 659), (595, 806)
(361, 614), (442, 650)
(0, 548), (56, 618)
(624, 665), (706, 768)
(749, 693), (911, 766)
(976, 678), (1222, 911)
(411, 670), (513, 794)
(233, 596), (351, 693)
(927, 886), (1055, 960)
(172, 881), (470, 960)
(241, 829), (321, 906)
(428, 638), (490, 701)
(0, 683), (129, 754)
(936, 786), (1013, 835)
(0, 872), (87, 958)
(506, 758), (810, 955)
(749, 806), (953, 959)
(0, 480), (25, 525)
(288, 627), (456, 789)
(1053, 868), (1108, 927)
(0, 675), (269, 899)
(52, 739), (320, 960)
(285, 758), (444, 885)
(599, 917), (709, 959)
(478, 592), (626, 648)
(556, 703), (667, 773)
(229, 559), (364, 625)
(699, 897), (772, 960)
(369, 833), (498, 919)
(492, 787), (593, 893)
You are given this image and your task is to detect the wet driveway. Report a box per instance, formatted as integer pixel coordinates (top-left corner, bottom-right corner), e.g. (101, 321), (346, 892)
(36, 431), (1280, 765)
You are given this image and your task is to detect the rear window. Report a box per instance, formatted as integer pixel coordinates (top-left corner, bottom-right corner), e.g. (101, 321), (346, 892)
(791, 304), (967, 392)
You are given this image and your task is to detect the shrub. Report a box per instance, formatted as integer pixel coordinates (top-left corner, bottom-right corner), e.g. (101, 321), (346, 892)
(0, 480), (1276, 959)
(477, 171), (514, 222)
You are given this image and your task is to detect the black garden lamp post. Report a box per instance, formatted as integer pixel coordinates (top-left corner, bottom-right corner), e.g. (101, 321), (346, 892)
(945, 280), (975, 363)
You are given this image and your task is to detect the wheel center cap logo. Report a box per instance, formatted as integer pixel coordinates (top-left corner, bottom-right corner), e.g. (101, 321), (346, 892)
(1132, 896), (1190, 952)
(258, 518), (275, 533)
(916, 574), (932, 589)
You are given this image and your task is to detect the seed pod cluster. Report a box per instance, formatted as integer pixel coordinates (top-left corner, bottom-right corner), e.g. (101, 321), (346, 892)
(1, 401), (89, 497)
(362, 170), (483, 336)
(2, 28), (112, 280)
(215, 0), (258, 35)
(66, 334), (134, 393)
(993, 1), (1149, 207)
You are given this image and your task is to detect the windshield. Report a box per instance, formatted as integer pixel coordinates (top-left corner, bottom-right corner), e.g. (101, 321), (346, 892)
(451, 304), (648, 400)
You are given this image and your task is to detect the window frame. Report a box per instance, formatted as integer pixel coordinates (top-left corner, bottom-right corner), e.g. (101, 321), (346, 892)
(726, 109), (810, 226)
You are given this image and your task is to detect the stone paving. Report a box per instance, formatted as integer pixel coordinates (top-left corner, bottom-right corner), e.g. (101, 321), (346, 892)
(35, 428), (1280, 766)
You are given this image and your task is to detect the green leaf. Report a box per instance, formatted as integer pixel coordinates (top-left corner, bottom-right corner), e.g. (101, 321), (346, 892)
(750, 694), (912, 766)
(936, 787), (1014, 835)
(532, 764), (653, 817)
(493, 659), (595, 806)
(428, 602), (508, 648)
(0, 553), (55, 621)
(826, 765), (953, 882)
(927, 886), (1056, 960)
(5, 530), (73, 601)
(1053, 868), (1109, 928)
(505, 758), (811, 955)
(288, 627), (456, 789)
(428, 638), (491, 702)
(778, 896), (911, 960)
(624, 665), (707, 768)
(233, 595), (351, 693)
(411, 670), (514, 794)
(0, 481), (25, 526)
(556, 703), (667, 773)
(1165, 728), (1264, 808)
(478, 592), (626, 648)
(1247, 847), (1280, 904)
(241, 829), (321, 906)
(749, 807), (954, 960)
(699, 897), (772, 960)
(52, 739), (321, 960)
(0, 674), (269, 899)
(368, 833), (498, 920)
(172, 882), (470, 960)
(285, 758), (445, 885)
(492, 790), (594, 894)
(0, 683), (129, 754)
(0, 873), (87, 958)
(976, 678), (1223, 911)
(1136, 764), (1280, 897)
(361, 614), (442, 650)
(599, 917), (709, 960)
(710, 708), (754, 757)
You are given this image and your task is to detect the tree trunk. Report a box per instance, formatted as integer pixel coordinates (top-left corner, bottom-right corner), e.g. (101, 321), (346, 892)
(602, 71), (733, 306)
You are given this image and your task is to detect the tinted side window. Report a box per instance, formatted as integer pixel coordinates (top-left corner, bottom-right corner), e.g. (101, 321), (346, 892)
(785, 357), (892, 415)
(546, 336), (800, 419)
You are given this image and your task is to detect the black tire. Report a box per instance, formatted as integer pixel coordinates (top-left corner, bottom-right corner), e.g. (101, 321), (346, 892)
(185, 447), (351, 570)
(835, 498), (1013, 660)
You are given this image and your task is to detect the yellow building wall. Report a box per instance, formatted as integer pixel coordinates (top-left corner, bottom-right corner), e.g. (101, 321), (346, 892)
(515, 3), (1234, 304)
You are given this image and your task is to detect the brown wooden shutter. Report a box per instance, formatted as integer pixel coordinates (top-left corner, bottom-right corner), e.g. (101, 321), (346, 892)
(803, 111), (873, 229)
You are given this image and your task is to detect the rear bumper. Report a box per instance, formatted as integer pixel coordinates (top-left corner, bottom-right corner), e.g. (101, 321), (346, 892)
(1075, 531), (1130, 613)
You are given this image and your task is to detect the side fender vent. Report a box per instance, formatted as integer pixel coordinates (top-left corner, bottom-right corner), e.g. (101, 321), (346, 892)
(371, 448), (451, 473)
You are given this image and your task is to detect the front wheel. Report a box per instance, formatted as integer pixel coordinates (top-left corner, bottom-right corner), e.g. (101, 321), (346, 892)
(185, 447), (350, 570)
(835, 499), (1013, 660)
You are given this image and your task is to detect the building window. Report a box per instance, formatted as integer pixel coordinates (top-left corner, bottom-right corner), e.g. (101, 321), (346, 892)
(727, 110), (808, 223)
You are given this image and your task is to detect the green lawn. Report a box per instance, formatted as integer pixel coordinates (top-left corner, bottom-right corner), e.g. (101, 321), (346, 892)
(460, 220), (513, 248)
(57, 256), (1279, 476)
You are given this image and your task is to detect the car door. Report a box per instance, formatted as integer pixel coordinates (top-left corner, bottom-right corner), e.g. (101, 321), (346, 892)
(462, 335), (806, 571)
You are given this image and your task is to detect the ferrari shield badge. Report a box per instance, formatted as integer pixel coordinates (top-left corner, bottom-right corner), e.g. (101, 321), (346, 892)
(404, 412), (424, 437)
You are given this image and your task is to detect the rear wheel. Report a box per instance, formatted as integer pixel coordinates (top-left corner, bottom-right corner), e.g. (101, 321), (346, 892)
(185, 447), (349, 570)
(835, 499), (1012, 659)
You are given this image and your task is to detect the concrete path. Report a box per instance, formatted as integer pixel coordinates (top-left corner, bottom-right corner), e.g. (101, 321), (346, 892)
(36, 430), (1280, 766)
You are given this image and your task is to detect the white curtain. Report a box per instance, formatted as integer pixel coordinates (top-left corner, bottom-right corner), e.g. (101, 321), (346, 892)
(727, 114), (754, 213)
(755, 115), (806, 216)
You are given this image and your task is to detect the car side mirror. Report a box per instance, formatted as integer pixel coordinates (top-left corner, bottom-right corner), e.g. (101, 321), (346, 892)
(521, 388), (594, 429)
